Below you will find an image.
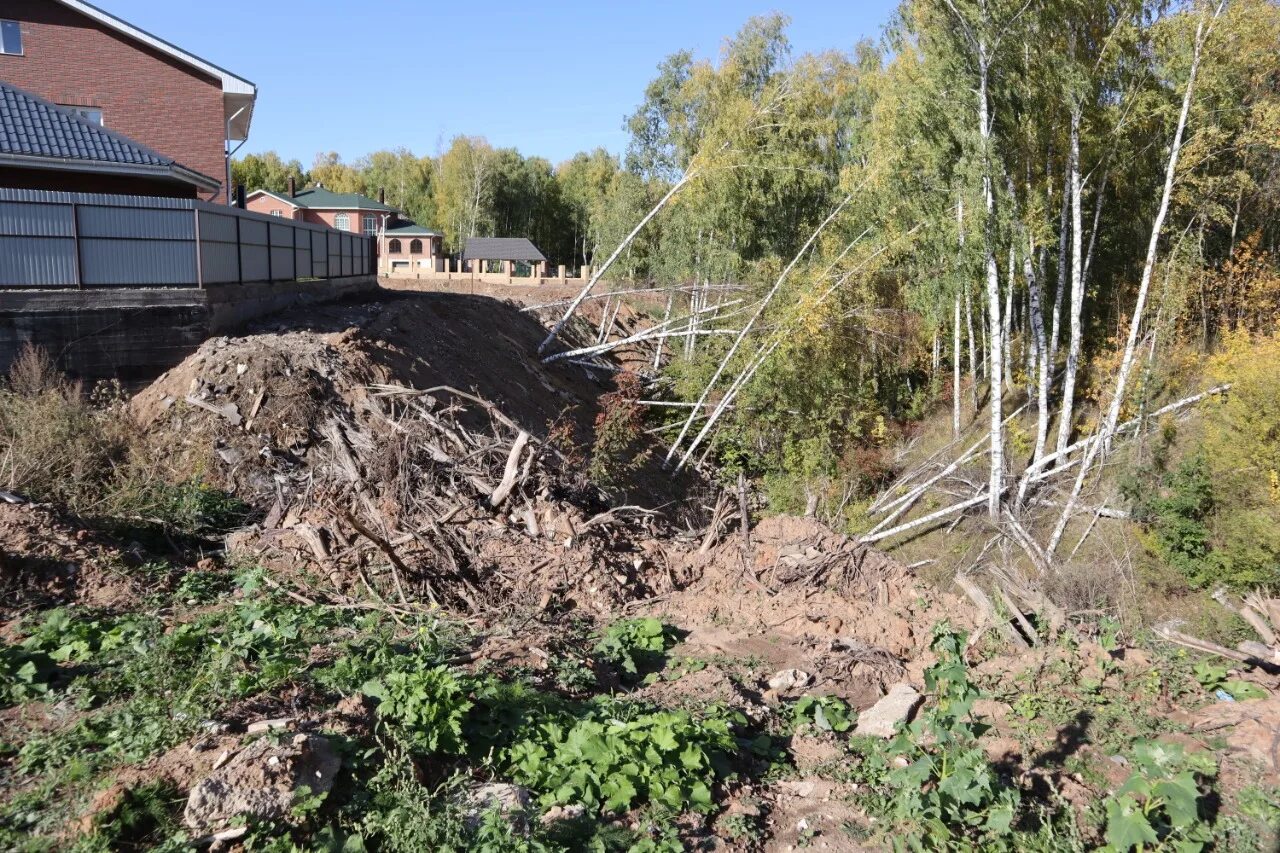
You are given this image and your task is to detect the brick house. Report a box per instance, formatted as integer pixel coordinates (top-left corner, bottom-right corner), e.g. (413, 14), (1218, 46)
(0, 0), (256, 203)
(1, 80), (220, 197)
(245, 184), (398, 235)
(382, 224), (444, 273)
(246, 183), (443, 272)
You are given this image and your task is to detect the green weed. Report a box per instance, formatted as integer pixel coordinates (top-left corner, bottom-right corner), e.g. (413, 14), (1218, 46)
(593, 617), (679, 682)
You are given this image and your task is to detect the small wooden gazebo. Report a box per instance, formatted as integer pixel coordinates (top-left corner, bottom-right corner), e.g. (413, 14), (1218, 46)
(462, 237), (547, 277)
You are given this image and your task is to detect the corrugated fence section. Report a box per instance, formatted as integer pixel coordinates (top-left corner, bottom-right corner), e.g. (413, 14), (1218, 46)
(0, 188), (373, 288)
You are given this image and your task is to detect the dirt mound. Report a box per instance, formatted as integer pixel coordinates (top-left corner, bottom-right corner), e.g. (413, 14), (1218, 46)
(131, 295), (613, 505)
(125, 289), (968, 697)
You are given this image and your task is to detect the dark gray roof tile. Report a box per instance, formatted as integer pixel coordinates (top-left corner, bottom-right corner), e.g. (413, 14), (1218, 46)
(463, 237), (546, 262)
(0, 81), (217, 189)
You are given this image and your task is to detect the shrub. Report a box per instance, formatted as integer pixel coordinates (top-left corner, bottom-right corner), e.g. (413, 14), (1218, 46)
(0, 643), (55, 707)
(1197, 330), (1280, 587)
(852, 625), (1022, 849)
(589, 372), (650, 487)
(0, 346), (131, 511)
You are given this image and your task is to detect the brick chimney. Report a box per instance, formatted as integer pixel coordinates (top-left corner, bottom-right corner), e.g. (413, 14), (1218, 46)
(379, 187), (386, 205)
(288, 176), (297, 198)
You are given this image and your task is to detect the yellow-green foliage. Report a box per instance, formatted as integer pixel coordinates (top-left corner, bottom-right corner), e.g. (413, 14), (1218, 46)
(1199, 331), (1280, 586)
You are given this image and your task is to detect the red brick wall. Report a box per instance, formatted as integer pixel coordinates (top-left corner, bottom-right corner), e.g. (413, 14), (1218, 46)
(307, 209), (385, 234)
(383, 236), (442, 256)
(0, 0), (229, 202)
(244, 194), (300, 219)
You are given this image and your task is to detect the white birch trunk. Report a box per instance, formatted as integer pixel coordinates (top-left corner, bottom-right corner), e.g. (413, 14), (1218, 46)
(979, 41), (1004, 519)
(1026, 235), (1050, 464)
(1004, 245), (1015, 384)
(1050, 162), (1070, 365)
(540, 171), (695, 354)
(1099, 3), (1219, 450)
(1048, 2), (1222, 557)
(1055, 107), (1085, 457)
(953, 294), (962, 438)
(652, 292), (674, 371)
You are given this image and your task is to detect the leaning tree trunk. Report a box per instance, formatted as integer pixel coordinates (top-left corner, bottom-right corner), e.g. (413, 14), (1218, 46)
(965, 285), (978, 412)
(1098, 2), (1219, 450)
(1027, 233), (1050, 465)
(1048, 2), (1221, 557)
(1004, 246), (1015, 385)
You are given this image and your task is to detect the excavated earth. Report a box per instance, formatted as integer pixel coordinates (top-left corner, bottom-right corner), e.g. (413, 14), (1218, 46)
(3, 289), (1276, 849)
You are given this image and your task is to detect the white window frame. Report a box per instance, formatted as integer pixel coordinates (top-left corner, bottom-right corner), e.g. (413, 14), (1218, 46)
(334, 213), (350, 232)
(363, 215), (377, 236)
(270, 209), (283, 217)
(0, 20), (22, 56)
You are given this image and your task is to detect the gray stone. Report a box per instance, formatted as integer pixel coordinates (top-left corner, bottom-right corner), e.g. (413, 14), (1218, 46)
(853, 683), (922, 738)
(459, 782), (533, 833)
(767, 668), (813, 692)
(184, 733), (339, 832)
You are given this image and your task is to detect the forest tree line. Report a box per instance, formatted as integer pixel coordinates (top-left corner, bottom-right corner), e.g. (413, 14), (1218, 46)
(238, 1), (1280, 585)
(232, 142), (643, 270)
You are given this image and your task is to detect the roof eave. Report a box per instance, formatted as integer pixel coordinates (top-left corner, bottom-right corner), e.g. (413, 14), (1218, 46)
(0, 152), (221, 191)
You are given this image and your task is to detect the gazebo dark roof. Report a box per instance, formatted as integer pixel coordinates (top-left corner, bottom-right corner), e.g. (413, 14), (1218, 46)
(462, 237), (546, 262)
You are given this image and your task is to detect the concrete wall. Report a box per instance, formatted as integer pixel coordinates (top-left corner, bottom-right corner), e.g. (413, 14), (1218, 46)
(0, 276), (378, 386)
(0, 0), (229, 203)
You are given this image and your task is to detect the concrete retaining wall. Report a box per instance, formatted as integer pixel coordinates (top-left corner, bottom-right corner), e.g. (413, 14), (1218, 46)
(0, 276), (378, 386)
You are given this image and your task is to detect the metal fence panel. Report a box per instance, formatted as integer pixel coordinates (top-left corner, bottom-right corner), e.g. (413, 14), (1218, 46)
(0, 202), (74, 237)
(270, 245), (295, 280)
(294, 234), (310, 279)
(80, 239), (196, 286)
(78, 206), (193, 240)
(311, 231), (327, 278)
(198, 211), (237, 243)
(201, 243), (240, 284)
(238, 217), (268, 247)
(0, 236), (76, 286)
(0, 189), (371, 288)
(240, 245), (269, 282)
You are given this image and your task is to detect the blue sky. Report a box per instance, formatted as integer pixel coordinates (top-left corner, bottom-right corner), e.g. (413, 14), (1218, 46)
(108, 0), (898, 167)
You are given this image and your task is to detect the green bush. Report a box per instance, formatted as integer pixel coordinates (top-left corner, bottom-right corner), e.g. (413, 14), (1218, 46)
(852, 625), (1023, 850)
(1128, 454), (1221, 588)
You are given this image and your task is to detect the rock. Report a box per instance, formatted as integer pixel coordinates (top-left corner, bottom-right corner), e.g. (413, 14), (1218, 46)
(216, 447), (245, 465)
(245, 717), (293, 734)
(540, 803), (586, 826)
(767, 668), (814, 692)
(853, 683), (922, 738)
(459, 782), (532, 833)
(183, 733), (339, 832)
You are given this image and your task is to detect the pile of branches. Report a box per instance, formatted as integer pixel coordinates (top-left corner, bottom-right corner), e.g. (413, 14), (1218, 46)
(246, 383), (668, 617)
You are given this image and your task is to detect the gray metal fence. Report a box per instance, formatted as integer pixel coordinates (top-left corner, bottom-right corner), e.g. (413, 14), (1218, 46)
(0, 188), (373, 288)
